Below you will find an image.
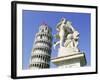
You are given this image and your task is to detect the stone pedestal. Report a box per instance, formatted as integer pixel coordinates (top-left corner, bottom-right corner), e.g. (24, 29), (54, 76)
(58, 47), (80, 57)
(51, 47), (86, 68)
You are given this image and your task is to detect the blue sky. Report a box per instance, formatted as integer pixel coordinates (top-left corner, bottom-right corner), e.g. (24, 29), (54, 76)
(22, 10), (91, 69)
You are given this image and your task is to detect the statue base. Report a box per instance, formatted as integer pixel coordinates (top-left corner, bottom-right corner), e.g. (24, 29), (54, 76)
(51, 51), (86, 68)
(58, 47), (80, 57)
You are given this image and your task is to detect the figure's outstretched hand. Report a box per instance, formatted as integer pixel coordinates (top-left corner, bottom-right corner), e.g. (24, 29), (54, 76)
(53, 42), (56, 49)
(53, 41), (60, 49)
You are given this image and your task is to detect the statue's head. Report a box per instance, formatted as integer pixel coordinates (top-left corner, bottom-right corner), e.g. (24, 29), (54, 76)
(61, 18), (66, 23)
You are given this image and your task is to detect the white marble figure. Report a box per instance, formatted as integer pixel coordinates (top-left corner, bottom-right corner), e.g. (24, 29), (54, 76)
(54, 18), (79, 50)
(53, 18), (65, 49)
(64, 31), (79, 52)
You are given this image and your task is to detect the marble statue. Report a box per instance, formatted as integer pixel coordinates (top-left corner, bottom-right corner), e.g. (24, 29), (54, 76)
(54, 18), (79, 51)
(52, 18), (86, 68)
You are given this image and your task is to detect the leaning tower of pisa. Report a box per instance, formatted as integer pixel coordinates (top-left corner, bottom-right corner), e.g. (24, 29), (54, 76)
(29, 24), (52, 69)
